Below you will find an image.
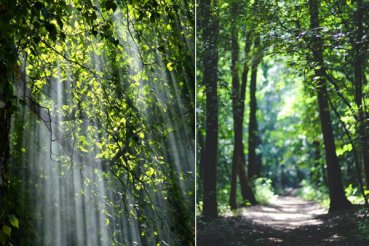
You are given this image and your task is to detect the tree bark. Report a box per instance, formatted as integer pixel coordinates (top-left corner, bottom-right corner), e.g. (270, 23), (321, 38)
(238, 34), (257, 206)
(229, 3), (256, 209)
(308, 0), (351, 212)
(353, 0), (369, 188)
(0, 4), (16, 224)
(248, 36), (262, 179)
(200, 0), (219, 220)
(0, 60), (12, 221)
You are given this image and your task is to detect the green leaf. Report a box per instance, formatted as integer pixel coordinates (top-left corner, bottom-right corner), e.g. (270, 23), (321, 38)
(146, 167), (155, 177)
(2, 226), (11, 236)
(166, 62), (173, 71)
(9, 215), (19, 229)
(79, 146), (88, 153)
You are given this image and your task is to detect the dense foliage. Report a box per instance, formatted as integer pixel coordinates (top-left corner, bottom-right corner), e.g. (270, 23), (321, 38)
(0, 0), (194, 245)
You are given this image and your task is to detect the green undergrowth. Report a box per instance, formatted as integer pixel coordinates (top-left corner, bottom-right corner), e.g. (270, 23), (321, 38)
(297, 180), (330, 208)
(253, 177), (278, 205)
(218, 177), (277, 215)
(197, 178), (278, 217)
(297, 180), (369, 208)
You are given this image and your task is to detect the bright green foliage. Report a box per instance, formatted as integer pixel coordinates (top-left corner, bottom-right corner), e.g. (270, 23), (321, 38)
(1, 0), (194, 245)
(253, 178), (277, 205)
(345, 184), (369, 204)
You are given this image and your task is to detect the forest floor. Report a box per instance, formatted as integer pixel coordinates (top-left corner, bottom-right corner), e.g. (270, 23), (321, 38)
(197, 195), (369, 245)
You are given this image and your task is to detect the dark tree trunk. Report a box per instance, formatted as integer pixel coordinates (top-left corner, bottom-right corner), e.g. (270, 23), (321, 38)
(0, 5), (16, 224)
(308, 0), (351, 212)
(0, 60), (12, 221)
(229, 3), (256, 209)
(200, 0), (219, 220)
(353, 0), (369, 188)
(248, 37), (262, 179)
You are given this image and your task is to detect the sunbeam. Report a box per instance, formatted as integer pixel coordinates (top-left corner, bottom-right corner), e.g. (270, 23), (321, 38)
(1, 1), (194, 245)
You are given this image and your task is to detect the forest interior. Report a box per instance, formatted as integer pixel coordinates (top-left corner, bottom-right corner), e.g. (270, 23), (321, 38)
(0, 0), (195, 245)
(197, 0), (369, 245)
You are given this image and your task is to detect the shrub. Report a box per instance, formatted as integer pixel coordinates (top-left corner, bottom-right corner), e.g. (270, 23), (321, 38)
(253, 177), (277, 205)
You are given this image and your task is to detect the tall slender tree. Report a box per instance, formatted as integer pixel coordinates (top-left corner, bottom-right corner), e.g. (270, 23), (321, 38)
(229, 2), (256, 209)
(200, 0), (219, 219)
(308, 0), (351, 212)
(248, 36), (263, 179)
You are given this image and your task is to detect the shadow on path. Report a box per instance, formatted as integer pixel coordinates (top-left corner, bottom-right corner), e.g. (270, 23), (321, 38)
(197, 196), (369, 245)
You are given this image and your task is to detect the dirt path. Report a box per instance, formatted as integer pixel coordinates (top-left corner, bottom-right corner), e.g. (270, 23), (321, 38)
(198, 196), (369, 245)
(243, 196), (327, 229)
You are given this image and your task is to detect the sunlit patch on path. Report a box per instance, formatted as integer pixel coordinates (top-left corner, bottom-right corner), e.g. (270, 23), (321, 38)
(241, 196), (327, 229)
(198, 200), (369, 245)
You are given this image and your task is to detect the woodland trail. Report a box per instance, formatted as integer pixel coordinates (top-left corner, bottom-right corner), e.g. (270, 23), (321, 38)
(243, 196), (326, 230)
(198, 195), (369, 245)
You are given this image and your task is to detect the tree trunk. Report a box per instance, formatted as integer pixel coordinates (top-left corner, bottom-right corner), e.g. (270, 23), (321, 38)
(239, 36), (257, 206)
(248, 37), (262, 179)
(200, 0), (219, 220)
(0, 4), (16, 224)
(229, 3), (256, 209)
(308, 0), (351, 212)
(0, 60), (12, 222)
(353, 0), (369, 188)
